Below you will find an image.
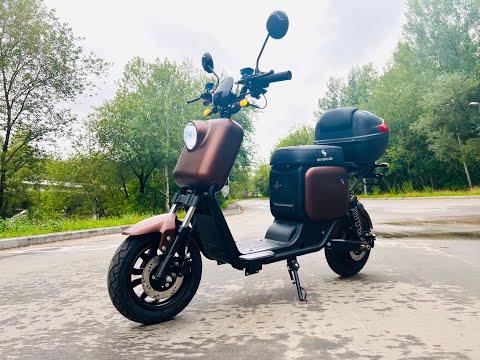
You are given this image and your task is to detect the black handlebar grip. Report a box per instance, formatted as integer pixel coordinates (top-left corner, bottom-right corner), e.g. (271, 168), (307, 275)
(186, 97), (201, 104)
(261, 71), (292, 84)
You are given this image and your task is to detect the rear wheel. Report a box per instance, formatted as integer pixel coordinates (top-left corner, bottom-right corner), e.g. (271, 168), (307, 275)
(325, 211), (372, 277)
(107, 234), (202, 324)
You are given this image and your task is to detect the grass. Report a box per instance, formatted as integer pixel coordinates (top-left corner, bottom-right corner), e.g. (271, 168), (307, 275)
(2, 188), (478, 238)
(1, 210), (188, 239)
(234, 188), (480, 202)
(0, 211), (193, 239)
(221, 198), (242, 210)
(359, 187), (480, 199)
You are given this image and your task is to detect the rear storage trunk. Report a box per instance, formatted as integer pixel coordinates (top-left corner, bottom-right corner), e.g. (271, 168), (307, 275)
(314, 107), (389, 164)
(269, 145), (349, 222)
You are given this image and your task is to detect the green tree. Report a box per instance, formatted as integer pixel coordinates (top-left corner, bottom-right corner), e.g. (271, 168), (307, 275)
(90, 58), (206, 211)
(404, 0), (480, 74)
(316, 64), (378, 115)
(366, 46), (442, 190)
(275, 124), (314, 148)
(316, 77), (345, 115)
(315, 0), (480, 191)
(253, 163), (270, 197)
(0, 0), (106, 217)
(414, 73), (480, 188)
(400, 0), (480, 188)
(90, 58), (256, 212)
(224, 107), (255, 200)
(42, 155), (131, 217)
(344, 64), (378, 109)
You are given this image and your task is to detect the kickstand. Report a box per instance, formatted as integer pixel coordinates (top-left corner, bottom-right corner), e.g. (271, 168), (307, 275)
(287, 258), (307, 301)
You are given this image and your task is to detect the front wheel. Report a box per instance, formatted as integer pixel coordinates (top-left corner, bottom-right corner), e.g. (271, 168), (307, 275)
(107, 234), (202, 324)
(325, 210), (372, 277)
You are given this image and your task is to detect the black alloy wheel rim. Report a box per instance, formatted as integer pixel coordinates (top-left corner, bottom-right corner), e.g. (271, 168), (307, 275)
(128, 245), (192, 309)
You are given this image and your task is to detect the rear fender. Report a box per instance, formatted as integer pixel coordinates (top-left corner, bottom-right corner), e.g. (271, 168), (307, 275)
(123, 213), (177, 250)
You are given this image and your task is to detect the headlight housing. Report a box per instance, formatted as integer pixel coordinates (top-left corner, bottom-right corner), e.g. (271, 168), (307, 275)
(183, 122), (197, 150)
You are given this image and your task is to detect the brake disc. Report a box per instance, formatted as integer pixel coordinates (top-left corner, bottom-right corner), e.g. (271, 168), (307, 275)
(142, 256), (184, 300)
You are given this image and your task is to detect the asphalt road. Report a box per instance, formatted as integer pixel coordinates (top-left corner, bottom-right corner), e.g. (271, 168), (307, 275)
(1, 198), (479, 360)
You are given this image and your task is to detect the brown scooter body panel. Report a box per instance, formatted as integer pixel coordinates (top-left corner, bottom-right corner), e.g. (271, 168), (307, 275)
(304, 166), (349, 221)
(123, 213), (177, 249)
(174, 119), (244, 191)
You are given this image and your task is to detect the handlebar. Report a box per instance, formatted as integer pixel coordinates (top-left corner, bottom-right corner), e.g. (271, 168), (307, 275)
(186, 97), (201, 104)
(189, 68), (292, 117)
(237, 70), (292, 86)
(259, 71), (292, 84)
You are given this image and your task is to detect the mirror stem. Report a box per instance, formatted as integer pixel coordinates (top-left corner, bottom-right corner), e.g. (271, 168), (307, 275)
(209, 67), (220, 88)
(255, 34), (270, 75)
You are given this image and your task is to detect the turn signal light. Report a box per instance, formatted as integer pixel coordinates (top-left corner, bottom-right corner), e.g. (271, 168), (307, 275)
(239, 99), (249, 107)
(204, 108), (212, 116)
(378, 119), (389, 133)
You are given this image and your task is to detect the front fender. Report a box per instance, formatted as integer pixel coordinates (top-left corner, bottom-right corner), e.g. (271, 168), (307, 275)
(123, 213), (177, 249)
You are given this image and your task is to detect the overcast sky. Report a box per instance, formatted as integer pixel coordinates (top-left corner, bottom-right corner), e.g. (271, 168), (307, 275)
(44, 0), (407, 162)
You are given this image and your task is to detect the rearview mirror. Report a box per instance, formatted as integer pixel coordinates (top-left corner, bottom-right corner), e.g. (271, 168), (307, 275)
(201, 52), (214, 73)
(205, 82), (214, 91)
(266, 10), (289, 40)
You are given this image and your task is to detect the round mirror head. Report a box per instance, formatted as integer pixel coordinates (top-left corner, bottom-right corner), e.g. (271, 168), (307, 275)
(266, 10), (289, 40)
(201, 52), (214, 73)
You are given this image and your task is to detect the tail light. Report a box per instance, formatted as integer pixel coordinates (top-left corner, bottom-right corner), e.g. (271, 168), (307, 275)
(378, 119), (389, 133)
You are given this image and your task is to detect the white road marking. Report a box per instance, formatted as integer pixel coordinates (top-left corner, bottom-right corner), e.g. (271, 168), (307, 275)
(379, 240), (479, 268)
(6, 244), (118, 255)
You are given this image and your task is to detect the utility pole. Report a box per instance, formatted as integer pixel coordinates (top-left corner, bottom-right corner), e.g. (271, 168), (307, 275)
(456, 133), (473, 189)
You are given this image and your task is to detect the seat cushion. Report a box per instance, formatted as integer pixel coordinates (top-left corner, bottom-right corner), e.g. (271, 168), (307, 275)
(270, 145), (344, 167)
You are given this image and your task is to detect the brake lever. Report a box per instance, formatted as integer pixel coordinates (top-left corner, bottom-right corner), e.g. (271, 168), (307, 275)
(186, 97), (201, 104)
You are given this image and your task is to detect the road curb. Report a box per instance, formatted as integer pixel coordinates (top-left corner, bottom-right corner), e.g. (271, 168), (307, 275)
(0, 204), (243, 250)
(223, 201), (242, 216)
(376, 230), (480, 240)
(360, 195), (480, 200)
(0, 226), (131, 250)
(1, 224), (477, 251)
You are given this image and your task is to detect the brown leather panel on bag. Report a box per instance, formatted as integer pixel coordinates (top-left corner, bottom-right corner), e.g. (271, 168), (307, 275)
(174, 119), (244, 191)
(304, 166), (349, 221)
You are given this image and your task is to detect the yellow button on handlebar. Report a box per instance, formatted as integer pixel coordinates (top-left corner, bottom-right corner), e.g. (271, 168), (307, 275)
(240, 99), (249, 107)
(204, 108), (212, 116)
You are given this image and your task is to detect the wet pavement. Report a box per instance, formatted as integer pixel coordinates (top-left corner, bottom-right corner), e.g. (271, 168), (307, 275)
(1, 197), (479, 359)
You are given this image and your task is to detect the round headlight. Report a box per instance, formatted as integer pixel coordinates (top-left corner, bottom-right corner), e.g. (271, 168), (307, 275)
(183, 122), (197, 150)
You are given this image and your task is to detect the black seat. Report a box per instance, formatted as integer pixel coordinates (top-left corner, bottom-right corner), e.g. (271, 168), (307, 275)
(270, 145), (344, 167)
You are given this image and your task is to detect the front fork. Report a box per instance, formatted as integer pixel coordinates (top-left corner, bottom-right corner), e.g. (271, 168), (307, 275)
(153, 204), (197, 279)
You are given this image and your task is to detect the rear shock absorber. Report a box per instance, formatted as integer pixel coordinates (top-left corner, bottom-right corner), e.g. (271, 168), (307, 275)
(349, 196), (364, 241)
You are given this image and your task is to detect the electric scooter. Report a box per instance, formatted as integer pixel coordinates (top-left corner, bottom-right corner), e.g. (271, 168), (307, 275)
(107, 10), (390, 325)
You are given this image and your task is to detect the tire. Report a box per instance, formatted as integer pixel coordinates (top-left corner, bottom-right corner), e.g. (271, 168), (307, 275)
(325, 211), (372, 277)
(107, 234), (202, 324)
